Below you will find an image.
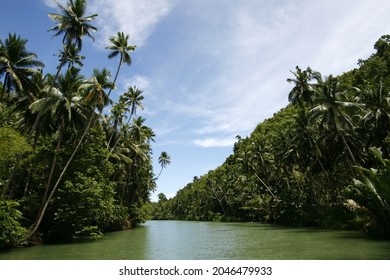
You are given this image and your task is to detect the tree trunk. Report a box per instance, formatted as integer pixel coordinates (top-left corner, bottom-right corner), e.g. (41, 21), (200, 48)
(251, 166), (277, 199)
(28, 113), (95, 237)
(30, 127), (63, 232)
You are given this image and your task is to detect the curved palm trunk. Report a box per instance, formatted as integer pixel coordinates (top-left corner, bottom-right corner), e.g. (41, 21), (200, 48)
(106, 124), (117, 149)
(29, 113), (95, 236)
(341, 133), (357, 165)
(30, 127), (63, 232)
(107, 58), (126, 152)
(250, 165), (277, 199)
(155, 166), (164, 180)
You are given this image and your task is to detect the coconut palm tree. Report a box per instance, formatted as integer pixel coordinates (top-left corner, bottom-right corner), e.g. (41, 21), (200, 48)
(29, 29), (138, 237)
(28, 66), (115, 237)
(309, 75), (359, 165)
(357, 81), (390, 152)
(123, 86), (144, 117)
(345, 147), (390, 237)
(109, 86), (144, 152)
(84, 31), (135, 136)
(156, 151), (171, 179)
(106, 98), (128, 148)
(106, 31), (136, 89)
(29, 0), (97, 142)
(57, 43), (85, 70)
(287, 66), (320, 109)
(48, 0), (97, 51)
(29, 67), (87, 234)
(81, 68), (115, 111)
(0, 33), (44, 100)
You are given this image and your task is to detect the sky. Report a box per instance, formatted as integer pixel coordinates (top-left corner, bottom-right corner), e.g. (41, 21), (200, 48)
(2, 0), (390, 201)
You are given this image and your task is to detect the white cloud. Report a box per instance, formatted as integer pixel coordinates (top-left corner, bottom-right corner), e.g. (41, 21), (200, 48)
(150, 0), (390, 145)
(90, 0), (177, 47)
(122, 75), (151, 93)
(194, 137), (236, 148)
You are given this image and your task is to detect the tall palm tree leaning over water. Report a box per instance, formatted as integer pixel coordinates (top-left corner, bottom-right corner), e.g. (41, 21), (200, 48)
(28, 0), (101, 238)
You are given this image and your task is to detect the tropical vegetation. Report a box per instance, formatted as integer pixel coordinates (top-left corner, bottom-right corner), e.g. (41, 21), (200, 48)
(0, 0), (169, 248)
(152, 35), (390, 239)
(2, 0), (390, 250)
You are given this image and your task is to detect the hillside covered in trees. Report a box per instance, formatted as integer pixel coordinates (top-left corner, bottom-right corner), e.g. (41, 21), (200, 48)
(0, 0), (171, 249)
(152, 35), (390, 239)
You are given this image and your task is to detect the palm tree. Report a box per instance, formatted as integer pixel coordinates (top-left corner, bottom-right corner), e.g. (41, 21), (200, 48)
(309, 75), (359, 165)
(123, 86), (144, 117)
(287, 66), (320, 109)
(0, 35), (44, 199)
(109, 86), (144, 152)
(28, 0), (97, 142)
(57, 43), (85, 70)
(48, 0), (97, 51)
(0, 33), (44, 100)
(345, 147), (390, 236)
(29, 67), (87, 234)
(114, 118), (154, 208)
(28, 66), (115, 237)
(30, 68), (86, 132)
(143, 126), (156, 144)
(106, 98), (128, 148)
(29, 30), (137, 237)
(82, 31), (136, 131)
(106, 31), (136, 90)
(357, 81), (390, 152)
(129, 116), (149, 143)
(81, 68), (115, 111)
(156, 151), (171, 179)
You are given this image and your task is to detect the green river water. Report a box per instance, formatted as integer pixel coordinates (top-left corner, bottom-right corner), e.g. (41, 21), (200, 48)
(1, 220), (390, 260)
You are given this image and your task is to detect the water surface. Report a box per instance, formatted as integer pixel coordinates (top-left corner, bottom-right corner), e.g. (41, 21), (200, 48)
(1, 220), (389, 259)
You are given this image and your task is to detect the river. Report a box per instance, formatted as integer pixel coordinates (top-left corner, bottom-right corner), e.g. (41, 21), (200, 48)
(1, 220), (390, 259)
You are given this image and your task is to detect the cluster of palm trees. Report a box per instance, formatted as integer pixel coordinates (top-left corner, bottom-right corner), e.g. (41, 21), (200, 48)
(153, 36), (390, 237)
(0, 0), (169, 245)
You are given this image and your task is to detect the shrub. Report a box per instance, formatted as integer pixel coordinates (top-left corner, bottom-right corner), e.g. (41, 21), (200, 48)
(0, 198), (28, 248)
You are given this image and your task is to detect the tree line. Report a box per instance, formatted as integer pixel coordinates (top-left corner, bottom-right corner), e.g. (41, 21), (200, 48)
(0, 0), (169, 248)
(152, 35), (390, 239)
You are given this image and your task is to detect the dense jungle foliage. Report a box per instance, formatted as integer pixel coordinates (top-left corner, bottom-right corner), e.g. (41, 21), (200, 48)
(0, 0), (170, 248)
(152, 35), (390, 239)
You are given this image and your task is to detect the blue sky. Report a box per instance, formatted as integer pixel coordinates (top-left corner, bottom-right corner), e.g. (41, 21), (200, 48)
(2, 0), (390, 200)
